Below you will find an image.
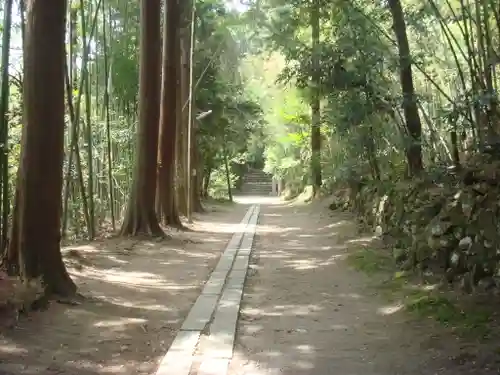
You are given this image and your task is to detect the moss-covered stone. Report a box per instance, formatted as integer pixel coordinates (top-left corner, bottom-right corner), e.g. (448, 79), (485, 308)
(329, 157), (500, 292)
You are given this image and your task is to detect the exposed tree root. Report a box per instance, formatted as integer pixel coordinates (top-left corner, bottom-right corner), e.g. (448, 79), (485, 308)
(163, 214), (184, 230)
(121, 201), (166, 237)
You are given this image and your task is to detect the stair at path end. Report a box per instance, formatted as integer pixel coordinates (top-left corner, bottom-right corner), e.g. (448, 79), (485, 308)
(239, 168), (273, 195)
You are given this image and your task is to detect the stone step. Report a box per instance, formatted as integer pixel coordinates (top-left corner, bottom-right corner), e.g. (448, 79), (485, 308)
(244, 171), (271, 177)
(240, 190), (272, 194)
(245, 171), (270, 176)
(242, 178), (271, 182)
(241, 187), (272, 191)
(244, 176), (271, 180)
(243, 187), (272, 190)
(242, 182), (272, 186)
(238, 191), (274, 196)
(242, 170), (273, 195)
(241, 182), (272, 187)
(240, 191), (272, 195)
(244, 177), (272, 181)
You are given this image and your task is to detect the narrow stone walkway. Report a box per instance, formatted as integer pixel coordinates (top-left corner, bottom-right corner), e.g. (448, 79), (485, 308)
(155, 204), (260, 375)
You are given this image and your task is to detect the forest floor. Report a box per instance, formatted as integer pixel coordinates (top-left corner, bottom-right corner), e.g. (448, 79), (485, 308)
(1, 197), (500, 374)
(0, 201), (250, 375)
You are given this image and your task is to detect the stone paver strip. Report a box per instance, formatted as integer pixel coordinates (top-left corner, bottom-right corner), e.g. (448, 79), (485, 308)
(223, 236), (243, 256)
(232, 255), (249, 271)
(168, 330), (202, 352)
(155, 204), (259, 375)
(156, 355), (193, 375)
(181, 294), (219, 331)
(201, 271), (227, 296)
(204, 288), (244, 359)
(212, 255), (234, 275)
(226, 269), (247, 291)
(155, 331), (201, 375)
(237, 206), (259, 257)
(197, 358), (230, 375)
(237, 235), (255, 257)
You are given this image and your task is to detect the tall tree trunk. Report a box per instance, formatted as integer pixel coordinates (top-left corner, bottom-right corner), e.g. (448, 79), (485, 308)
(0, 0), (13, 253)
(310, 0), (322, 195)
(120, 0), (164, 236)
(3, 0), (24, 274)
(202, 164), (212, 198)
(223, 140), (233, 202)
(451, 128), (460, 167)
(176, 24), (189, 216)
(191, 138), (204, 212)
(186, 0), (196, 222)
(158, 0), (182, 228)
(388, 0), (424, 176)
(81, 0), (95, 239)
(102, 0), (115, 230)
(8, 0), (76, 296)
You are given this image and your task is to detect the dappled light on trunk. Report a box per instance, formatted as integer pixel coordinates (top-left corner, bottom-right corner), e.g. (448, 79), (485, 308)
(120, 0), (164, 237)
(7, 0), (76, 298)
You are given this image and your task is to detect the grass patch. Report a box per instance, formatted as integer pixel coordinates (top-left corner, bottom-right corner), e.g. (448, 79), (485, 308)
(346, 248), (393, 275)
(348, 248), (495, 339)
(404, 291), (492, 338)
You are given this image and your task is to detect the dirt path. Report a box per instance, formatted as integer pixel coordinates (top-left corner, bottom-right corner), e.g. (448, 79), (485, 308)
(228, 199), (495, 375)
(2, 199), (498, 375)
(0, 202), (250, 375)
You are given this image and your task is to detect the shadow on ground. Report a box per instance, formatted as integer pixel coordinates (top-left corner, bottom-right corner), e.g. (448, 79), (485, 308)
(227, 199), (500, 375)
(0, 202), (250, 375)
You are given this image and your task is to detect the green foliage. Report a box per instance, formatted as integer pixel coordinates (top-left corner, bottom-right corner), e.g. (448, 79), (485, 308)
(235, 0), (500, 191)
(192, 0), (265, 181)
(3, 0), (499, 235)
(208, 165), (238, 199)
(0, 0), (266, 238)
(347, 248), (394, 275)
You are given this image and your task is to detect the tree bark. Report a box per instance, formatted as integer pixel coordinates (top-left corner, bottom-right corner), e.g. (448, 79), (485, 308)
(3, 185), (19, 275)
(202, 165), (212, 198)
(310, 0), (322, 195)
(0, 0), (13, 254)
(7, 0), (76, 296)
(223, 141), (233, 202)
(191, 136), (204, 212)
(120, 0), (164, 236)
(388, 0), (424, 176)
(176, 26), (189, 216)
(451, 129), (460, 167)
(158, 0), (183, 228)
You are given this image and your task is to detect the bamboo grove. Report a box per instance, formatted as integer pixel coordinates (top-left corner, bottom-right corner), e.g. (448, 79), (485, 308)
(0, 0), (262, 296)
(244, 0), (500, 192)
